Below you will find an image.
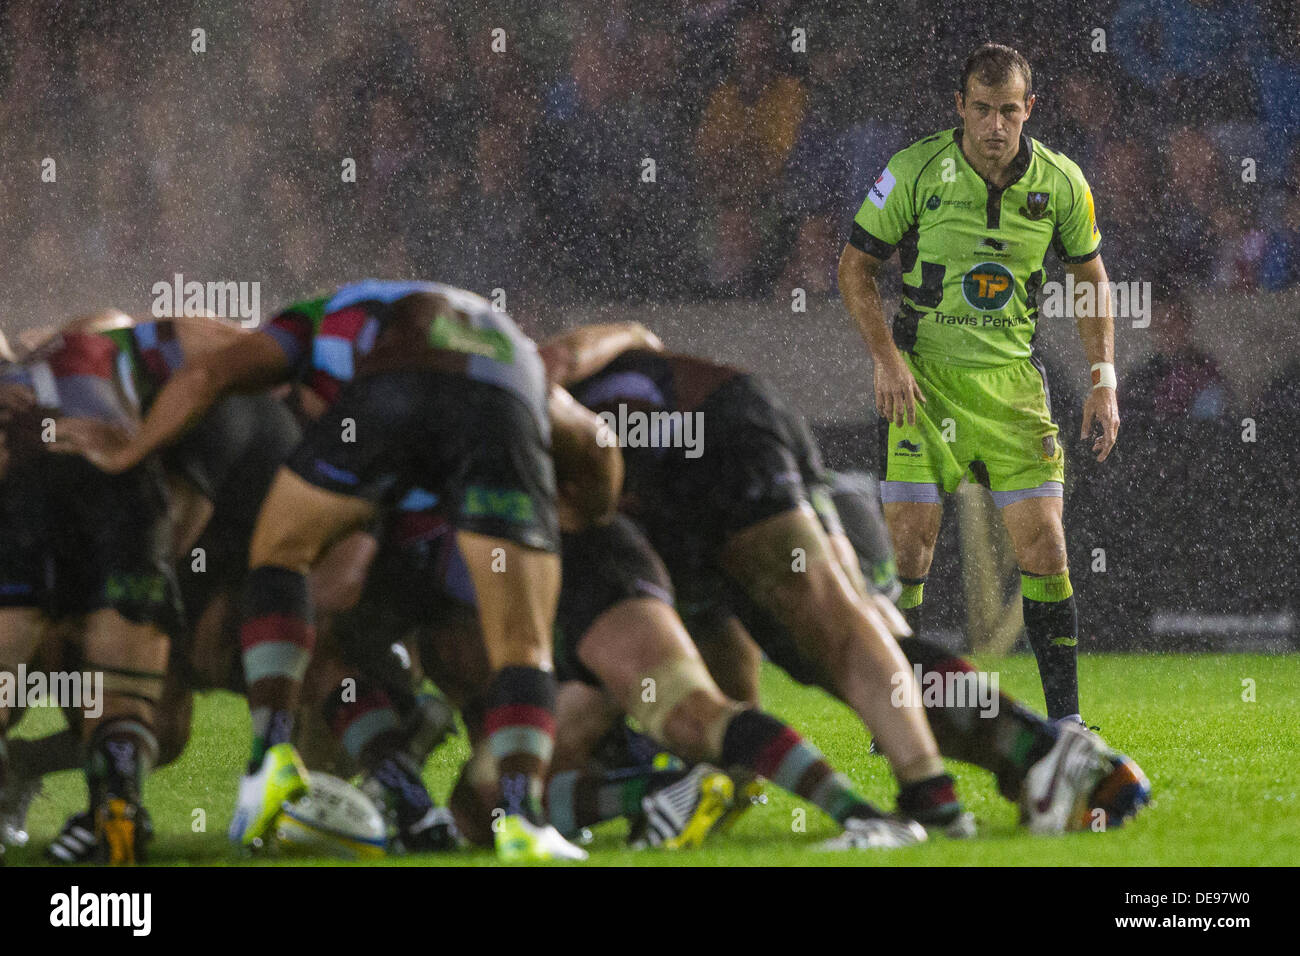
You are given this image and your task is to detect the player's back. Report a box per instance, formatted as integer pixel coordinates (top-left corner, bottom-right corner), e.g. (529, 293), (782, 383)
(570, 348), (742, 415)
(265, 279), (548, 431)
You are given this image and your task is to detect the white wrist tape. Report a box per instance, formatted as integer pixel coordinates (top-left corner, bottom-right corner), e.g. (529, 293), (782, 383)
(1091, 362), (1117, 390)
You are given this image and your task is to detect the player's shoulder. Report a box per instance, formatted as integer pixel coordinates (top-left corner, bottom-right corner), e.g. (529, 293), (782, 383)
(1029, 137), (1091, 190)
(272, 294), (330, 325)
(886, 127), (960, 177)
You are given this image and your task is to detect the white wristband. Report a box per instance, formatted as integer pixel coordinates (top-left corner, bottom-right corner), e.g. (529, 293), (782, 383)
(1091, 362), (1117, 390)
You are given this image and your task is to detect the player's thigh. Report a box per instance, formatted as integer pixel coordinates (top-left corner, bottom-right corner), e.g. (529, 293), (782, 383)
(555, 513), (678, 681)
(720, 502), (867, 613)
(882, 500), (944, 576)
(247, 468), (376, 570)
(686, 610), (763, 705)
(458, 533), (559, 671)
(446, 384), (562, 670)
(266, 370), (450, 569)
(968, 358), (1065, 494)
(308, 530), (380, 613)
(1000, 494), (1067, 575)
(575, 597), (730, 756)
(719, 504), (881, 663)
(879, 356), (966, 490)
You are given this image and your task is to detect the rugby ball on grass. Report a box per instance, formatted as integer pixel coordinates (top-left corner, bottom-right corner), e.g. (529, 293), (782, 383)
(276, 772), (387, 860)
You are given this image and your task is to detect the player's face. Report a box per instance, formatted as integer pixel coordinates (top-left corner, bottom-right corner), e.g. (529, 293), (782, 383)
(955, 77), (1035, 166)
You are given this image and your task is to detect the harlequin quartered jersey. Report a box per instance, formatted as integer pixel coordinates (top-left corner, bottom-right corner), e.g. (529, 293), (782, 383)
(850, 127), (1101, 368)
(262, 279), (548, 433)
(0, 319), (187, 426)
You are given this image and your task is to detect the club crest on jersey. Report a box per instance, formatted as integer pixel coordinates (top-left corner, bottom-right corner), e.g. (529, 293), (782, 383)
(1020, 191), (1050, 220)
(961, 261), (1015, 310)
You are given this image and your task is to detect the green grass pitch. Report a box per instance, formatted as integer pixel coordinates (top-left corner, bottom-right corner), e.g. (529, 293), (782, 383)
(7, 653), (1299, 866)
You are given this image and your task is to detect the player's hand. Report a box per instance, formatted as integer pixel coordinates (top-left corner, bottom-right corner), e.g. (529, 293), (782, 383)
(0, 382), (36, 415)
(629, 323), (665, 353)
(48, 416), (136, 472)
(1081, 386), (1119, 462)
(873, 350), (925, 427)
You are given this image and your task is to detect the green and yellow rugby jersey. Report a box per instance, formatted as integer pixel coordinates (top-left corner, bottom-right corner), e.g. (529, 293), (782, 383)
(850, 127), (1100, 368)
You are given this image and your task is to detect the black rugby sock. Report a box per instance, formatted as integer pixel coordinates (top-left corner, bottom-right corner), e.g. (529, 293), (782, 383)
(1021, 571), (1080, 720)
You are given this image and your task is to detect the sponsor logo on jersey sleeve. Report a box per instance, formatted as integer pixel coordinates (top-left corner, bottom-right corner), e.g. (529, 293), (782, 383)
(868, 167), (896, 209)
(1085, 187), (1099, 236)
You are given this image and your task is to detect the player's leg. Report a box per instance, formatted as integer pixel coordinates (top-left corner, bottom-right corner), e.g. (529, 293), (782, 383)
(41, 455), (186, 864)
(0, 617), (68, 854)
(230, 468), (375, 845)
(645, 377), (961, 826)
(441, 372), (583, 862)
(886, 607), (1147, 831)
(981, 357), (1079, 723)
(551, 680), (622, 773)
(828, 470), (904, 603)
(999, 492), (1080, 721)
(458, 533), (587, 859)
(305, 622), (457, 852)
(882, 499), (943, 625)
(876, 353), (966, 627)
(719, 507), (957, 814)
(574, 594), (925, 848)
(544, 680), (664, 839)
(0, 608), (47, 793)
(0, 470), (53, 844)
(845, 464), (1147, 830)
(310, 520), (483, 853)
(76, 608), (170, 864)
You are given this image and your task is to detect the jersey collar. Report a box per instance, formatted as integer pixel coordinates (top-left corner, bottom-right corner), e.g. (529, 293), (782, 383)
(953, 127), (1034, 191)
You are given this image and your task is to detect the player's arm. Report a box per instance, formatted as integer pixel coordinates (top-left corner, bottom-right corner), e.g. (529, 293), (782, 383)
(839, 159), (926, 426)
(58, 331), (292, 473)
(539, 322), (664, 387)
(548, 384), (624, 531)
(1069, 253), (1119, 462)
(1054, 164), (1117, 462)
(838, 244), (925, 427)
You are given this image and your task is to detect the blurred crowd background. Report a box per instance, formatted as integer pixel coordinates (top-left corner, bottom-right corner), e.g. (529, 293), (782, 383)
(2, 0), (1297, 307)
(0, 0), (1297, 644)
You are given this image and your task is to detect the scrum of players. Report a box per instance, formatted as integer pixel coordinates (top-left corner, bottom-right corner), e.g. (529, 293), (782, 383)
(0, 281), (1150, 864)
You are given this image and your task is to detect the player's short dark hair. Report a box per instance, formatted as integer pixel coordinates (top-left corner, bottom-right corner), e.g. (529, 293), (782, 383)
(960, 43), (1033, 101)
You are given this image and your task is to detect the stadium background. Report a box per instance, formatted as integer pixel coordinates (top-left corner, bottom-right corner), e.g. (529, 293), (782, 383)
(1, 0), (1296, 651)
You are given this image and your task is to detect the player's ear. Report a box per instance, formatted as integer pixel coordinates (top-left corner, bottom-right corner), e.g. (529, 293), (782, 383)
(1023, 93), (1036, 120)
(954, 89), (964, 117)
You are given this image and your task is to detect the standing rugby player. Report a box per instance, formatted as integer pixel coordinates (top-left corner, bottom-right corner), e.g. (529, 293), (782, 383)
(838, 44), (1118, 723)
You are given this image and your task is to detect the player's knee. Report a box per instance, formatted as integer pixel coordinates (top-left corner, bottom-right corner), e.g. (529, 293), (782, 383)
(630, 653), (734, 762)
(1017, 524), (1067, 575)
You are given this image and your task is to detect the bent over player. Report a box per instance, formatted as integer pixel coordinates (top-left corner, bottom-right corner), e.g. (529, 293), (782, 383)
(838, 44), (1119, 723)
(69, 280), (613, 862)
